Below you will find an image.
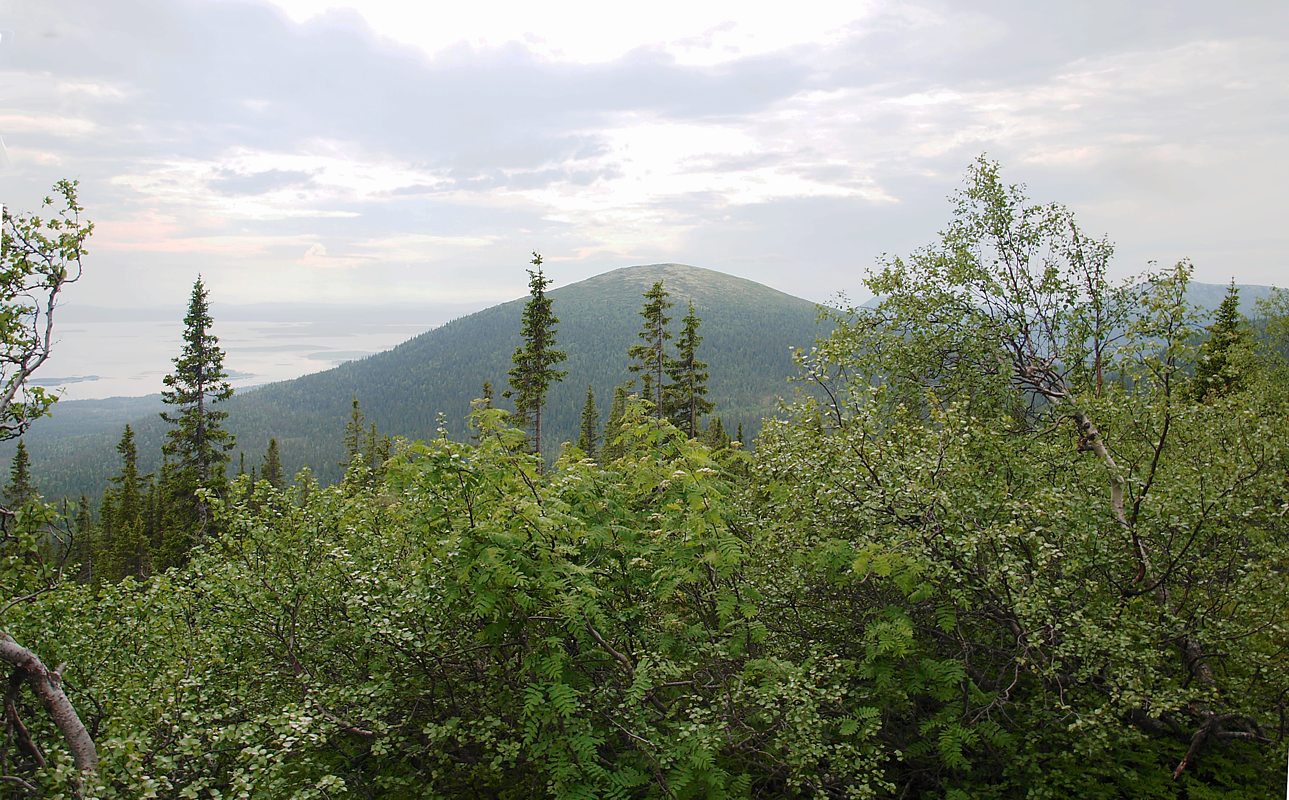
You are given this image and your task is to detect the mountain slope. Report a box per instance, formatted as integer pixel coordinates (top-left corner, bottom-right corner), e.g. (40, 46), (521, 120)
(19, 264), (827, 498)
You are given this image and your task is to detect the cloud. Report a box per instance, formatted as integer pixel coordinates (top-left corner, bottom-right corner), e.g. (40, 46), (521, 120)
(0, 0), (1285, 318)
(209, 168), (317, 196)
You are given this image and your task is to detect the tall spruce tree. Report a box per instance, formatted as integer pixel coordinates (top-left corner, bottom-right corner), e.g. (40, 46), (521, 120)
(505, 253), (567, 460)
(160, 276), (234, 556)
(577, 384), (599, 459)
(628, 280), (673, 418)
(665, 301), (713, 437)
(4, 440), (37, 509)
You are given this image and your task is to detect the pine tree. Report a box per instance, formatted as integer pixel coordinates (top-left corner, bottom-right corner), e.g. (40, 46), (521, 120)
(628, 281), (672, 417)
(160, 276), (235, 555)
(262, 438), (284, 489)
(505, 253), (567, 460)
(665, 301), (714, 437)
(577, 385), (599, 459)
(1192, 281), (1250, 400)
(4, 440), (37, 509)
(601, 384), (630, 462)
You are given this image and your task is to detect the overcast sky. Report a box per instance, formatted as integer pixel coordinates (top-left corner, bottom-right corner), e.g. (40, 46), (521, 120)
(2, 0), (1286, 312)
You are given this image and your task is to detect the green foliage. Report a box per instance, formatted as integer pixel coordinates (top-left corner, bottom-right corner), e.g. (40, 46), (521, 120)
(6, 163), (1286, 797)
(761, 157), (1288, 795)
(506, 253), (568, 460)
(0, 180), (90, 441)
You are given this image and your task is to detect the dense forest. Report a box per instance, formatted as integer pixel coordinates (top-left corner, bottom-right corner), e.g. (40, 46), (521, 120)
(1, 159), (1287, 797)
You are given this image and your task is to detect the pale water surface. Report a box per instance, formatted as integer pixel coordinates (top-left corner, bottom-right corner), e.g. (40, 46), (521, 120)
(33, 304), (478, 400)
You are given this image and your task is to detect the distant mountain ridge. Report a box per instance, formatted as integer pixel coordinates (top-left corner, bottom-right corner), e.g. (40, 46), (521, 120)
(16, 264), (827, 498)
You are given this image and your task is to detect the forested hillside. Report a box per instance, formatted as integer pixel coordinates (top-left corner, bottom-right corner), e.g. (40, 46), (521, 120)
(14, 264), (824, 498)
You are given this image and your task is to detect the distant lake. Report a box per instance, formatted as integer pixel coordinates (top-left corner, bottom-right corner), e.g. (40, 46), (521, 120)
(35, 302), (487, 401)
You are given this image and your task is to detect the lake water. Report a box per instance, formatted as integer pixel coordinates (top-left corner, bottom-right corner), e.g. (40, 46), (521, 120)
(33, 303), (484, 400)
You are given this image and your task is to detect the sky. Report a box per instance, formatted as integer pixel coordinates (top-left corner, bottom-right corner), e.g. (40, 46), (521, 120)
(1, 0), (1287, 316)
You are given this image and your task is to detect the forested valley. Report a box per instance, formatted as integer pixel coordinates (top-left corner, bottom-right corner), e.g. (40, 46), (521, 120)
(1, 159), (1286, 797)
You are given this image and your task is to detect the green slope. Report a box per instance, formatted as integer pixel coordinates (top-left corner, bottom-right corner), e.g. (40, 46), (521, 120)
(16, 264), (827, 499)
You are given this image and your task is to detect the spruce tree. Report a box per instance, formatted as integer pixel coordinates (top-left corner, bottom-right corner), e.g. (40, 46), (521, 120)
(665, 301), (713, 437)
(4, 440), (37, 509)
(1192, 281), (1250, 400)
(343, 397), (366, 467)
(628, 281), (672, 417)
(577, 385), (598, 459)
(71, 495), (94, 584)
(103, 425), (150, 578)
(704, 417), (729, 450)
(160, 276), (235, 555)
(601, 384), (630, 462)
(262, 438), (284, 489)
(505, 253), (567, 460)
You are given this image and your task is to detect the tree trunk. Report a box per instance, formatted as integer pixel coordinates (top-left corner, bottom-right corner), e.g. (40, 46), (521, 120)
(0, 634), (97, 787)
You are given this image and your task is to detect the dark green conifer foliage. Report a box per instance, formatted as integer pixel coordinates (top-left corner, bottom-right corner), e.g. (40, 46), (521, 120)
(343, 397), (366, 466)
(703, 416), (729, 449)
(262, 438), (284, 489)
(577, 385), (598, 458)
(628, 280), (672, 417)
(71, 495), (94, 584)
(600, 384), (630, 462)
(4, 440), (37, 509)
(480, 381), (494, 408)
(665, 301), (713, 437)
(365, 422), (391, 470)
(505, 253), (567, 460)
(103, 424), (150, 579)
(149, 456), (173, 560)
(160, 276), (234, 553)
(1192, 281), (1250, 400)
(736, 422), (745, 446)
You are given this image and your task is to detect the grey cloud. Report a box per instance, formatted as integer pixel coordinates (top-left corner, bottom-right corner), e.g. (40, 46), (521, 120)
(3, 0), (815, 172)
(209, 168), (316, 195)
(2, 0), (1286, 314)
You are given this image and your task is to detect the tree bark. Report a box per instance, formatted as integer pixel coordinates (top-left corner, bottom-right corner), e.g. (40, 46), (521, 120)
(0, 634), (97, 784)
